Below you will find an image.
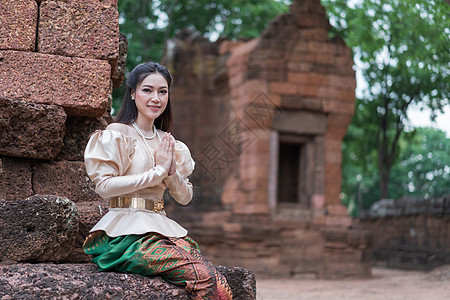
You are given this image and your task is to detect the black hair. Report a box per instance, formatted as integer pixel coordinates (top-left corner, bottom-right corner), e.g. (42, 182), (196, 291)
(115, 62), (173, 132)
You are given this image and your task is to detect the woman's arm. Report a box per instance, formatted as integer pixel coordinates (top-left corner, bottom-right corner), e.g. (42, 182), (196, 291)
(163, 140), (195, 205)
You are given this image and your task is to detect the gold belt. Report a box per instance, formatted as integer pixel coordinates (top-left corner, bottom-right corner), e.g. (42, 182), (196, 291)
(110, 196), (164, 213)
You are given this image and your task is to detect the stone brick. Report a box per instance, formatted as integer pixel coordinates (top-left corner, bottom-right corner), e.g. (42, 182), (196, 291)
(297, 28), (329, 41)
(281, 96), (324, 111)
(0, 0), (37, 51)
(0, 97), (66, 160)
(56, 116), (110, 161)
(0, 51), (110, 117)
(35, 0), (118, 6)
(290, 0), (327, 14)
(323, 100), (355, 115)
(112, 32), (127, 89)
(0, 195), (79, 262)
(294, 13), (330, 29)
(33, 160), (101, 203)
(0, 156), (33, 201)
(38, 0), (119, 70)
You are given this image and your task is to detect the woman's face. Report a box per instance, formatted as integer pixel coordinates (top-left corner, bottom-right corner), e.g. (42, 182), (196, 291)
(132, 73), (169, 122)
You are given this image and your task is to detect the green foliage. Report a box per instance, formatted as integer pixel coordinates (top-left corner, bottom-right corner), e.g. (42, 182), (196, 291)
(395, 128), (450, 198)
(322, 0), (450, 206)
(118, 0), (290, 69)
(343, 125), (450, 216)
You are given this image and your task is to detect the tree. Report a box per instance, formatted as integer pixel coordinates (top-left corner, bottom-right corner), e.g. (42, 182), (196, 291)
(343, 124), (450, 217)
(394, 127), (450, 199)
(118, 0), (290, 69)
(322, 0), (450, 198)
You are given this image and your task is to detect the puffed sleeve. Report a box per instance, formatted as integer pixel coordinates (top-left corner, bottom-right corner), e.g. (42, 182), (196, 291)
(84, 130), (168, 198)
(164, 140), (195, 205)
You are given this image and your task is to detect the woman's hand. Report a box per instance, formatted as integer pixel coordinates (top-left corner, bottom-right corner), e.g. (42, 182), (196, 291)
(168, 135), (177, 175)
(155, 132), (174, 173)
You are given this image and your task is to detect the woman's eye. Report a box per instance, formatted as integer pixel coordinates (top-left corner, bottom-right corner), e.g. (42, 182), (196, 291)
(143, 88), (151, 93)
(159, 90), (168, 94)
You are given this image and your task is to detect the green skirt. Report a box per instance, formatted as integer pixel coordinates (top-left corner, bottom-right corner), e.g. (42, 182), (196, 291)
(83, 231), (233, 299)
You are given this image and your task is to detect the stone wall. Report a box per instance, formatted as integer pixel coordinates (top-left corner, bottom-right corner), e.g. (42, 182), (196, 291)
(0, 0), (122, 261)
(354, 196), (450, 270)
(164, 0), (372, 278)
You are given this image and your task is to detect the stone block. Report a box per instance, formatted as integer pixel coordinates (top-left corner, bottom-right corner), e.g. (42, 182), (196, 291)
(0, 51), (110, 117)
(35, 0), (118, 6)
(112, 32), (128, 89)
(281, 96), (324, 111)
(66, 198), (110, 263)
(298, 28), (329, 41)
(38, 0), (119, 70)
(327, 203), (348, 216)
(0, 195), (79, 262)
(323, 100), (355, 115)
(290, 0), (327, 14)
(0, 156), (33, 201)
(56, 116), (110, 161)
(0, 264), (256, 300)
(33, 160), (101, 203)
(0, 0), (37, 51)
(294, 13), (330, 29)
(273, 110), (327, 135)
(0, 97), (66, 160)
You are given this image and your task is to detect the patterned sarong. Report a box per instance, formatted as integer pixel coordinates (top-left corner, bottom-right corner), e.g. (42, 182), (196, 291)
(83, 231), (232, 300)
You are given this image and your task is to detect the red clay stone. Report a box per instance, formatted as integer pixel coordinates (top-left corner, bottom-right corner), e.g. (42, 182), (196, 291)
(32, 160), (102, 203)
(0, 0), (37, 51)
(38, 0), (119, 70)
(0, 156), (33, 201)
(56, 116), (110, 161)
(0, 97), (66, 160)
(35, 0), (118, 5)
(0, 50), (110, 117)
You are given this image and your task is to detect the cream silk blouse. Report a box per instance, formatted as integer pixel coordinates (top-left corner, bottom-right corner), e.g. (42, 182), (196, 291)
(84, 129), (195, 238)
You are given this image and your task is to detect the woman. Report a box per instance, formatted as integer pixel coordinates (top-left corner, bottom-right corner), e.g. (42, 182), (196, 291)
(83, 62), (232, 299)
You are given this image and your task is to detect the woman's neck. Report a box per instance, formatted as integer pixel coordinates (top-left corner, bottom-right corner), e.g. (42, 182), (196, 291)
(134, 116), (155, 136)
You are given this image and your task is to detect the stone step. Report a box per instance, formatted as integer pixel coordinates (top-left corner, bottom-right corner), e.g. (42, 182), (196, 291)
(0, 263), (256, 300)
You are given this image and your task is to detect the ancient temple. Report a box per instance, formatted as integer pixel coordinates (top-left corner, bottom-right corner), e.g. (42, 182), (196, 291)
(165, 0), (371, 278)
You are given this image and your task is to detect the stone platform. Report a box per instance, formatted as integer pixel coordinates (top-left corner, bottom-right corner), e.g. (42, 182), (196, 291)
(0, 263), (256, 300)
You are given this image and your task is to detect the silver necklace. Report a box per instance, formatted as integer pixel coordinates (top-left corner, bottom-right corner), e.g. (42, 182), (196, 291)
(131, 121), (161, 167)
(132, 122), (156, 139)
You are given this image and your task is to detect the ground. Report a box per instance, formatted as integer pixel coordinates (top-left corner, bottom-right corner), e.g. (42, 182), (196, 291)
(256, 266), (450, 300)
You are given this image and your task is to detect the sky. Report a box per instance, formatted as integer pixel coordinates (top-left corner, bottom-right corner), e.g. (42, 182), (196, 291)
(407, 105), (450, 138)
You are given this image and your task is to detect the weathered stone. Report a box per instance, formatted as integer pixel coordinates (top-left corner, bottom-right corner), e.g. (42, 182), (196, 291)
(0, 195), (79, 262)
(33, 160), (101, 203)
(0, 264), (256, 300)
(65, 199), (110, 263)
(112, 32), (128, 89)
(0, 97), (66, 160)
(355, 195), (450, 270)
(216, 265), (256, 300)
(35, 0), (118, 7)
(56, 116), (110, 161)
(0, 51), (110, 117)
(38, 0), (119, 71)
(0, 0), (37, 51)
(0, 156), (33, 201)
(0, 263), (189, 299)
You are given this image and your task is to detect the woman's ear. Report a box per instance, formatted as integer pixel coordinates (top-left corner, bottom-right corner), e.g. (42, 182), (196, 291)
(131, 90), (136, 100)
